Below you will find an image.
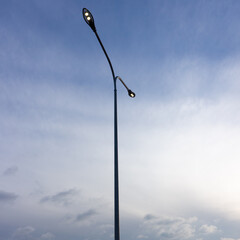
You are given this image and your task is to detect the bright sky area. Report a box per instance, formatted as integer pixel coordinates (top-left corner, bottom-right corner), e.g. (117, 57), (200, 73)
(1, 0), (240, 240)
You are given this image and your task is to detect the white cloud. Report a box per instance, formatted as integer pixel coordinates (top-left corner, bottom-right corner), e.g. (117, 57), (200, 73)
(137, 235), (148, 239)
(12, 226), (56, 240)
(40, 232), (55, 240)
(221, 238), (240, 240)
(141, 215), (197, 239)
(118, 93), (240, 219)
(199, 224), (218, 234)
(12, 226), (35, 240)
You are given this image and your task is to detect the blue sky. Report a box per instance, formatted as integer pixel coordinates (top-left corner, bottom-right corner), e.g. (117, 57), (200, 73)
(1, 0), (240, 239)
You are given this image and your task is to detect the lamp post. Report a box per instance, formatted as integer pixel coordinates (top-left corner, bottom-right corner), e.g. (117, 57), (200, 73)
(82, 8), (135, 240)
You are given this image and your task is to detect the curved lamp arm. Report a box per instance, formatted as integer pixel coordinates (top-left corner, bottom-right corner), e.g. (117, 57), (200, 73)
(82, 8), (135, 98)
(83, 8), (115, 82)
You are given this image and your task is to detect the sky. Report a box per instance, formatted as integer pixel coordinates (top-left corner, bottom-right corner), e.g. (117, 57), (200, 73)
(1, 0), (240, 239)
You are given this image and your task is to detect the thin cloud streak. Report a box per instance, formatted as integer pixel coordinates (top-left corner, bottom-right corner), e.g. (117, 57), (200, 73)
(2, 166), (18, 176)
(75, 209), (97, 222)
(0, 190), (18, 203)
(40, 189), (79, 205)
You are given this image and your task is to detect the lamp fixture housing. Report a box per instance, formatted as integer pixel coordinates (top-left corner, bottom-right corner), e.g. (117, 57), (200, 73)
(128, 89), (136, 98)
(82, 8), (96, 32)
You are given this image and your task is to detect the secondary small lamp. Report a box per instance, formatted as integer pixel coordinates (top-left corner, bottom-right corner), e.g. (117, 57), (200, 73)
(128, 90), (135, 98)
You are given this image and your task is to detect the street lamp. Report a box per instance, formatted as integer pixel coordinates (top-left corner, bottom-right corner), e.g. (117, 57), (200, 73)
(82, 8), (135, 240)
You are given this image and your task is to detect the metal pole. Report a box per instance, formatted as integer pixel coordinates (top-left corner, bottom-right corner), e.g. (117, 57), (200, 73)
(114, 79), (120, 240)
(94, 31), (120, 240)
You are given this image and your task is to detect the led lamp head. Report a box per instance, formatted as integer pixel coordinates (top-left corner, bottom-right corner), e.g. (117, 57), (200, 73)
(82, 8), (96, 32)
(128, 89), (136, 98)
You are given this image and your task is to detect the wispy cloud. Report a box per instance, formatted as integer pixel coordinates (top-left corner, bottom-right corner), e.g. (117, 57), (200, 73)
(2, 166), (18, 176)
(221, 238), (240, 240)
(12, 226), (35, 240)
(40, 189), (78, 206)
(0, 190), (18, 203)
(40, 232), (55, 240)
(12, 226), (55, 240)
(137, 235), (149, 239)
(75, 209), (97, 222)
